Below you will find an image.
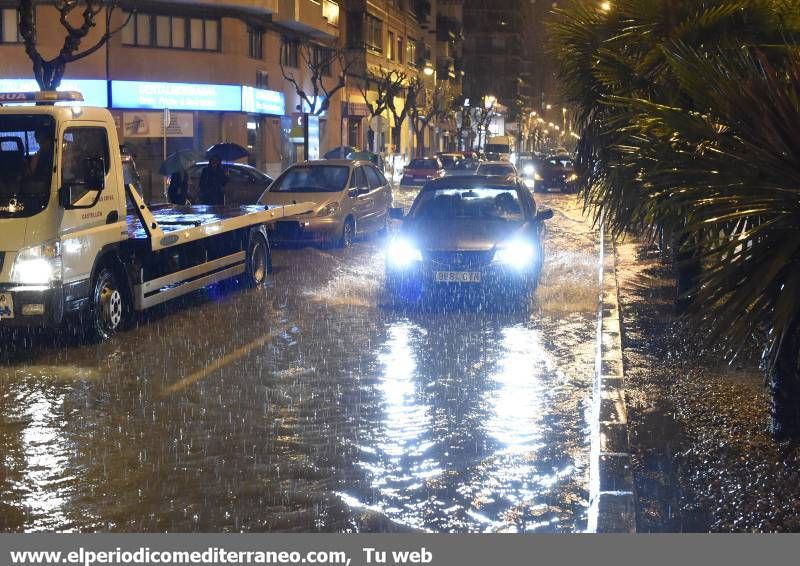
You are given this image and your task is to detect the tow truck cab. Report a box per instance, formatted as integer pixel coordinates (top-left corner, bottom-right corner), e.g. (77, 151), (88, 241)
(0, 92), (309, 340)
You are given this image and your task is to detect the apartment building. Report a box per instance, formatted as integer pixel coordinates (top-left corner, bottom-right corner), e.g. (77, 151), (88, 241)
(0, 0), (346, 199)
(461, 0), (533, 117)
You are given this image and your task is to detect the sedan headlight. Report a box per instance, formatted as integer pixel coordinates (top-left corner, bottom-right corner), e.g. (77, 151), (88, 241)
(567, 173), (579, 182)
(534, 172), (543, 181)
(386, 238), (423, 268)
(494, 239), (536, 270)
(11, 240), (62, 285)
(523, 164), (536, 176)
(317, 202), (340, 217)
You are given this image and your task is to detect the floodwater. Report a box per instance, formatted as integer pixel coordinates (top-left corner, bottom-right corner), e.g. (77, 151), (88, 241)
(0, 193), (600, 533)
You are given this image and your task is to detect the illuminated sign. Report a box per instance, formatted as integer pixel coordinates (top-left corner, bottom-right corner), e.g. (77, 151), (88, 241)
(111, 80), (241, 112)
(242, 86), (285, 116)
(0, 79), (108, 107)
(301, 95), (327, 117)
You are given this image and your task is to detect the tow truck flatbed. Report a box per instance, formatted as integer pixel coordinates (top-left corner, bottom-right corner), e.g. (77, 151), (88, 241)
(126, 203), (313, 242)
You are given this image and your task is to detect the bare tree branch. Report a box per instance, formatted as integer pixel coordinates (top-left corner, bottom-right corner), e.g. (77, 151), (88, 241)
(18, 0), (134, 90)
(280, 39), (355, 116)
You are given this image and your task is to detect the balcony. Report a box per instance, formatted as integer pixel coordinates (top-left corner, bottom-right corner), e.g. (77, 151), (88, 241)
(274, 0), (339, 41)
(436, 15), (461, 43)
(437, 55), (456, 79)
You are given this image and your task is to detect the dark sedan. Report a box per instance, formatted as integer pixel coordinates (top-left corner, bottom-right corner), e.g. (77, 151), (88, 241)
(187, 162), (273, 205)
(535, 154), (579, 193)
(385, 176), (553, 304)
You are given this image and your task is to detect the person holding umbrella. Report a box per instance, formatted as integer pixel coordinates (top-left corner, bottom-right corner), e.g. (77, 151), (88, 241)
(160, 149), (199, 205)
(198, 155), (229, 206)
(167, 169), (190, 205)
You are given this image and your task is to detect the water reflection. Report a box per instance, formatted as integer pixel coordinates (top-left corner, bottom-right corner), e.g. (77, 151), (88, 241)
(346, 309), (591, 533)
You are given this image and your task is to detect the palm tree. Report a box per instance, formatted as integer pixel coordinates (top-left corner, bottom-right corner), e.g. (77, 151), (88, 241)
(550, 0), (800, 437)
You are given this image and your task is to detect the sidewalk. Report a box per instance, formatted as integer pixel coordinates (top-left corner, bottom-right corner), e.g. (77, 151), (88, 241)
(615, 238), (800, 532)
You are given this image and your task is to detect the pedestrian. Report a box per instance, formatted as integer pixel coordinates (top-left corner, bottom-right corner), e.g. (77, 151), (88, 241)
(167, 169), (190, 205)
(198, 156), (228, 206)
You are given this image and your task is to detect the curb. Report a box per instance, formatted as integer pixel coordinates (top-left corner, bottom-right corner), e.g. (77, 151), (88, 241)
(587, 227), (636, 533)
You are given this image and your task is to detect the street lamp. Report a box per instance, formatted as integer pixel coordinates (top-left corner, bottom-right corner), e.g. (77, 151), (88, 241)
(546, 104), (552, 110)
(484, 95), (497, 108)
(600, 1), (611, 11)
(423, 64), (434, 76)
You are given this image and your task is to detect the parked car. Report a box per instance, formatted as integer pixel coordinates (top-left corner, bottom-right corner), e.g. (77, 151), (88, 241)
(385, 176), (553, 304)
(475, 161), (518, 179)
(260, 160), (393, 248)
(516, 156), (546, 188)
(187, 161), (273, 205)
(400, 157), (445, 188)
(535, 155), (579, 193)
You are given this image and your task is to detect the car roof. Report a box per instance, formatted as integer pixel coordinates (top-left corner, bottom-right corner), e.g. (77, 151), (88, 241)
(421, 175), (522, 191)
(478, 161), (515, 166)
(297, 159), (372, 167)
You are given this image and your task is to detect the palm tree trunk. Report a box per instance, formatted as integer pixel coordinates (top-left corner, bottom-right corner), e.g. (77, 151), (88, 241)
(674, 232), (701, 313)
(769, 320), (800, 439)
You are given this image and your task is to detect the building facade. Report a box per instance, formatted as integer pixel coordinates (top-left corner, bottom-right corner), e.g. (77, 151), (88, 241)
(0, 0), (346, 199)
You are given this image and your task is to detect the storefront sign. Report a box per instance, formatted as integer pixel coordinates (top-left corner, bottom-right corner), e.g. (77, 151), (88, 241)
(0, 79), (108, 107)
(122, 111), (194, 138)
(301, 95), (327, 117)
(111, 81), (241, 112)
(241, 86), (285, 116)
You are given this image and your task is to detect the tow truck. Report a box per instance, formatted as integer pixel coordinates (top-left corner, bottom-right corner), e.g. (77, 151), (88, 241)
(0, 91), (312, 340)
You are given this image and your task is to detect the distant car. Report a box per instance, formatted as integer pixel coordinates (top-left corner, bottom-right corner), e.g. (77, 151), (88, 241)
(475, 161), (518, 179)
(400, 157), (445, 188)
(260, 159), (393, 248)
(535, 155), (579, 193)
(517, 156), (545, 188)
(385, 176), (553, 304)
(443, 157), (481, 177)
(436, 152), (464, 171)
(187, 162), (273, 205)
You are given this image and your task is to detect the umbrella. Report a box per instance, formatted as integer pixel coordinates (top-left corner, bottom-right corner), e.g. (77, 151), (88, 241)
(350, 151), (382, 165)
(324, 146), (358, 159)
(159, 149), (201, 176)
(206, 142), (249, 161)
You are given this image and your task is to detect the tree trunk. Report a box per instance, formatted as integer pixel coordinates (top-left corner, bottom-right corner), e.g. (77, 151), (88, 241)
(415, 128), (425, 157)
(769, 320), (800, 439)
(674, 232), (701, 313)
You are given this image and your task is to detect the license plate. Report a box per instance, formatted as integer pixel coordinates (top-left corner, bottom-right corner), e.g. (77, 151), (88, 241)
(435, 271), (481, 283)
(0, 293), (14, 319)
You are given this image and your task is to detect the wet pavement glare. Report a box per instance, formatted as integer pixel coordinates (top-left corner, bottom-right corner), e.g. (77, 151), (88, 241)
(0, 193), (599, 533)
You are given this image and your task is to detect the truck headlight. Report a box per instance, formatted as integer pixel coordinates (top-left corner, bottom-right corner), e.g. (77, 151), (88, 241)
(11, 240), (62, 285)
(494, 240), (536, 270)
(387, 237), (422, 268)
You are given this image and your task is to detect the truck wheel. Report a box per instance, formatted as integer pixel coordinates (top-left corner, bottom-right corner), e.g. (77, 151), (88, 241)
(246, 233), (270, 287)
(87, 267), (127, 341)
(339, 217), (355, 248)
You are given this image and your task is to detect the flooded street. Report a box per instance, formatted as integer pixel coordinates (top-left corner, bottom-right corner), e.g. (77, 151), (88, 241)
(0, 193), (599, 533)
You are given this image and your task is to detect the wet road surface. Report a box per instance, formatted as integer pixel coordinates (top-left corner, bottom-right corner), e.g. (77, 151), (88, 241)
(0, 193), (599, 533)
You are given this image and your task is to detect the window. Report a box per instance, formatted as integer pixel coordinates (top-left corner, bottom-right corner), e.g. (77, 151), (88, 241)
(407, 39), (417, 68)
(1, 8), (20, 43)
(314, 46), (332, 77)
(281, 38), (299, 68)
(387, 31), (394, 60)
(248, 26), (263, 59)
(256, 70), (269, 89)
(366, 15), (382, 53)
(364, 165), (386, 189)
(61, 127), (110, 201)
(397, 37), (404, 64)
(322, 0), (339, 27)
(121, 13), (219, 50)
(350, 167), (368, 190)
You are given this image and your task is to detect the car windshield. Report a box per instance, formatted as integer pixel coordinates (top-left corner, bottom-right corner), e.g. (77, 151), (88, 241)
(0, 115), (55, 219)
(479, 164), (514, 176)
(547, 156), (574, 168)
(410, 187), (525, 223)
(408, 159), (439, 169)
(271, 165), (350, 193)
